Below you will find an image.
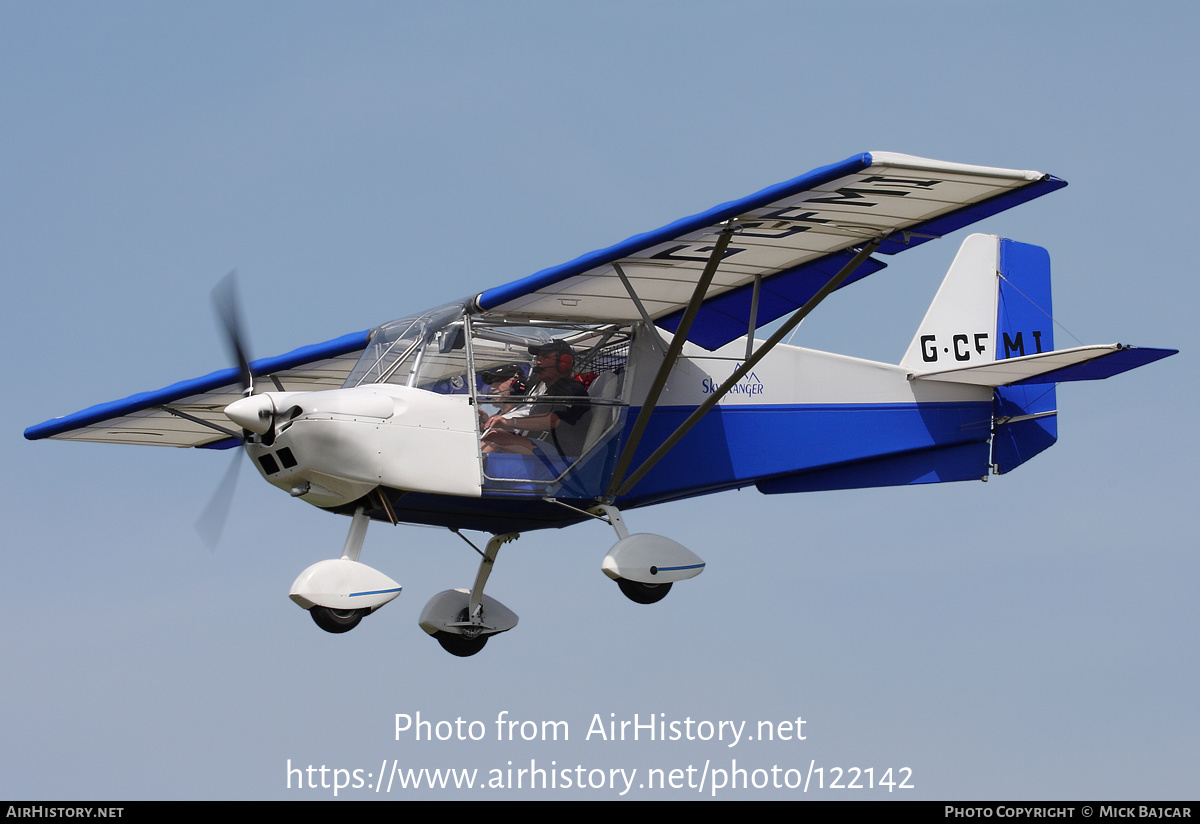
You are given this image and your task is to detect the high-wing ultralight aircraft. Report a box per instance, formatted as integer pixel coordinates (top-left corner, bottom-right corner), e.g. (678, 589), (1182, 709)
(26, 152), (1176, 656)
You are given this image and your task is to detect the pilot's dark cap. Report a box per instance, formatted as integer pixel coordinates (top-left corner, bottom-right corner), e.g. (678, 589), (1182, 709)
(527, 340), (574, 358)
(480, 364), (523, 383)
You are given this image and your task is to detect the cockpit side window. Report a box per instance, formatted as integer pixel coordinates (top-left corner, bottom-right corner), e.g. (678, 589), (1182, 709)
(471, 319), (633, 497)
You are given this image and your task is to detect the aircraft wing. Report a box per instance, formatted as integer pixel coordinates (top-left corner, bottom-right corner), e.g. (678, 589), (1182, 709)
(24, 330), (371, 447)
(27, 152), (1065, 449)
(474, 152), (1066, 350)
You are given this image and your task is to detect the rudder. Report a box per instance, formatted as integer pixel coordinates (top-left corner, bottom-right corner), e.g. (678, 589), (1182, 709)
(992, 238), (1056, 473)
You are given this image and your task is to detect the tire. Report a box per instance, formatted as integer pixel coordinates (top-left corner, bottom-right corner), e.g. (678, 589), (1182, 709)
(310, 606), (366, 634)
(616, 578), (672, 604)
(434, 631), (489, 657)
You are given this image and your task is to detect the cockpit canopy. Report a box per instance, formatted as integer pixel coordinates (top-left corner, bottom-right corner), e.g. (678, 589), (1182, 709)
(344, 303), (636, 498)
(345, 302), (632, 397)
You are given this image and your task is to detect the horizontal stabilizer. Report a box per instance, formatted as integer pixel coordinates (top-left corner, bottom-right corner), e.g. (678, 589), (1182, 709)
(910, 344), (1177, 387)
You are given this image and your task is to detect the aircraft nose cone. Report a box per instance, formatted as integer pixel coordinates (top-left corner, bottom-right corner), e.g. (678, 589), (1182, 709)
(224, 394), (275, 434)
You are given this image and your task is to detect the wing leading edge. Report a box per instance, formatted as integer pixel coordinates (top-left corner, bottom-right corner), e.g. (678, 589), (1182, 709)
(474, 152), (1066, 349)
(25, 330), (371, 447)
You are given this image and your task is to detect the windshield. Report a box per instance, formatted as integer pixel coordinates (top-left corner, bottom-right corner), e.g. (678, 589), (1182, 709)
(344, 302), (467, 389)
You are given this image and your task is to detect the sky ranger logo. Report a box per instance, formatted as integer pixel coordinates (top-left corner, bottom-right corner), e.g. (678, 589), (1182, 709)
(701, 366), (764, 397)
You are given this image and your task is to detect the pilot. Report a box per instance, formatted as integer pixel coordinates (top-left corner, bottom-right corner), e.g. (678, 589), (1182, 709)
(481, 340), (589, 457)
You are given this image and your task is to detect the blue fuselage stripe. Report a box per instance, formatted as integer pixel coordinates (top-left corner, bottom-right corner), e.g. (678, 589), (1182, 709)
(349, 587), (402, 598)
(617, 401), (993, 504)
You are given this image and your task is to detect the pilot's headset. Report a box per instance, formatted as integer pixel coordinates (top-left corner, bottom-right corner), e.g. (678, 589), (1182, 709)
(481, 364), (526, 395)
(529, 341), (575, 375)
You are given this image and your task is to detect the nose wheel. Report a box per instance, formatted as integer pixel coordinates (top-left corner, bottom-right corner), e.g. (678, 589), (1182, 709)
(434, 616), (490, 657)
(420, 533), (520, 656)
(435, 633), (488, 657)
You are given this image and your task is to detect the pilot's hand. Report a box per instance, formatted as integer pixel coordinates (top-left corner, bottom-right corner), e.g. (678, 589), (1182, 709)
(484, 414), (509, 431)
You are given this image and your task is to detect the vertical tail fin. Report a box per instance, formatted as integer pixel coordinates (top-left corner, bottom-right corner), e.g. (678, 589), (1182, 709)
(901, 233), (1002, 370)
(901, 233), (1058, 474)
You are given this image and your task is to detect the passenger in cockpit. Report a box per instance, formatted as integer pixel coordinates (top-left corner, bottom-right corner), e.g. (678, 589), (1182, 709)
(480, 341), (588, 457)
(478, 363), (526, 425)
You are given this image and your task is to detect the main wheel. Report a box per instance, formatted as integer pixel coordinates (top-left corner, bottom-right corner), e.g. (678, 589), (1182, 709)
(616, 578), (672, 604)
(310, 606), (367, 634)
(434, 631), (489, 657)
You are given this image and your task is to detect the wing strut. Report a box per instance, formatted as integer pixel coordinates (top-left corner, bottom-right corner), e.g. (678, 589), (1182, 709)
(613, 262), (668, 352)
(605, 223), (737, 499)
(745, 274), (762, 362)
(160, 405), (242, 440)
(608, 237), (884, 500)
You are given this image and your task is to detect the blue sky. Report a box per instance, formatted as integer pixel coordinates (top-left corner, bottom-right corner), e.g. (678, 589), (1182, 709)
(4, 2), (1197, 799)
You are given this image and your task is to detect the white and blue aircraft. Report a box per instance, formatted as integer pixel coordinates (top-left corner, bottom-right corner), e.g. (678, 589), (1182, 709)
(25, 152), (1175, 656)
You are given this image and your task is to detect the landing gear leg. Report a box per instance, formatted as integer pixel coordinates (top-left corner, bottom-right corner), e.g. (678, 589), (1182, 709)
(467, 532), (511, 625)
(340, 504), (370, 563)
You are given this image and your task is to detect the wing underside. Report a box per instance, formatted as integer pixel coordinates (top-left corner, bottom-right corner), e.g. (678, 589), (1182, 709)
(474, 152), (1066, 350)
(25, 331), (371, 447)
